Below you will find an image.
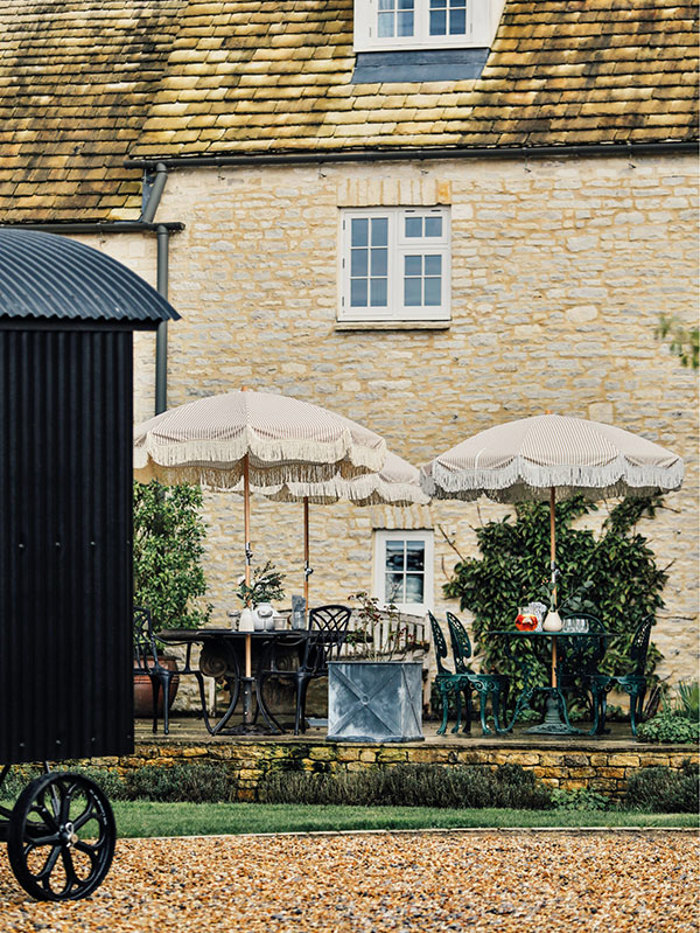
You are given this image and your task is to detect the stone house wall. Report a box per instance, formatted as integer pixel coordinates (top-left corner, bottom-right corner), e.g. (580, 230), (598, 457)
(79, 151), (698, 684)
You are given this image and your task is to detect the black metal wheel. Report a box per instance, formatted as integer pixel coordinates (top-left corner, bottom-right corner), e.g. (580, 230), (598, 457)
(7, 772), (116, 901)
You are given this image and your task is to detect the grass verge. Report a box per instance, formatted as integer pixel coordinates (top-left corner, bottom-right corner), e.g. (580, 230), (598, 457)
(111, 802), (697, 838)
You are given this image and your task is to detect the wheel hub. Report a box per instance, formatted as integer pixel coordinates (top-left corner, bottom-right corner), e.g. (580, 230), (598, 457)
(60, 821), (79, 847)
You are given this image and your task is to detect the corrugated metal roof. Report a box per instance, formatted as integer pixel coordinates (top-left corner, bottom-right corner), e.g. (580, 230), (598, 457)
(0, 228), (180, 324)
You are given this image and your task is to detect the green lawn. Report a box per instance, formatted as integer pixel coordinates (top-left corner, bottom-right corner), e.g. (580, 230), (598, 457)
(111, 801), (697, 838)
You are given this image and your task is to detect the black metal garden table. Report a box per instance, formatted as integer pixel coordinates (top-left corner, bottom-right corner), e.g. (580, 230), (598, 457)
(160, 628), (310, 735)
(491, 628), (608, 735)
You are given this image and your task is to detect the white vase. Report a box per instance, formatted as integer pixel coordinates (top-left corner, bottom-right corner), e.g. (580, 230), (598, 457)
(238, 607), (254, 632)
(543, 610), (563, 632)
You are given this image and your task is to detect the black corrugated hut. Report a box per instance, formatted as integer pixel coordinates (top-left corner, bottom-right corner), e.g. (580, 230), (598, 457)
(0, 228), (179, 764)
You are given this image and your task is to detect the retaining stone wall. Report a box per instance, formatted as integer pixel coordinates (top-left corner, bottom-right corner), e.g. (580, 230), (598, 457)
(96, 740), (697, 805)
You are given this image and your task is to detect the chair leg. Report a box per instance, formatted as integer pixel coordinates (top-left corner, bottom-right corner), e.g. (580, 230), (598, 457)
(161, 673), (172, 736)
(629, 688), (642, 736)
(149, 675), (161, 734)
(437, 683), (450, 735)
(294, 676), (309, 735)
(462, 686), (472, 734)
(451, 687), (463, 734)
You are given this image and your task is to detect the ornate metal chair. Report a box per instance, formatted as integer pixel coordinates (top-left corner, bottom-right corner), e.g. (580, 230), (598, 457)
(428, 611), (469, 735)
(556, 613), (609, 735)
(613, 614), (655, 736)
(133, 606), (207, 735)
(258, 604), (351, 735)
(445, 611), (509, 736)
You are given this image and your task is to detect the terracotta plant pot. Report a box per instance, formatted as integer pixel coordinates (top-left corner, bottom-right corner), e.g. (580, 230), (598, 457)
(133, 657), (180, 718)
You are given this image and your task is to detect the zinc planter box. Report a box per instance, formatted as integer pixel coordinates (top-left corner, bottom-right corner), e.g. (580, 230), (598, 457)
(327, 660), (424, 743)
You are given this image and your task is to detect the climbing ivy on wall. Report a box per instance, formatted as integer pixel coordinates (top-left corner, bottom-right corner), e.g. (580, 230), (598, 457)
(442, 495), (668, 706)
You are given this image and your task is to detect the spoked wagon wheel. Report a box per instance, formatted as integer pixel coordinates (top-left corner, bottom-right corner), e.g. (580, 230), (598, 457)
(7, 772), (116, 901)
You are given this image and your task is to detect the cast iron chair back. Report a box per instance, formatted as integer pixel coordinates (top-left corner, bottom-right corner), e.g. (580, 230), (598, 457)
(614, 614), (655, 735)
(303, 604), (352, 675)
(628, 613), (654, 676)
(445, 610), (473, 675)
(557, 614), (607, 677)
(428, 610), (453, 677)
(133, 605), (205, 735)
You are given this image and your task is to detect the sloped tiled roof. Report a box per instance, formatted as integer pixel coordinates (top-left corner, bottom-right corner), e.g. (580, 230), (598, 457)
(460, 0), (700, 147)
(0, 0), (697, 223)
(129, 0), (698, 159)
(0, 0), (185, 223)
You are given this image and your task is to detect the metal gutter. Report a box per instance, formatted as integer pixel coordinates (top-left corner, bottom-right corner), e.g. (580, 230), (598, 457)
(0, 221), (184, 233)
(125, 140), (699, 170)
(142, 163), (171, 414)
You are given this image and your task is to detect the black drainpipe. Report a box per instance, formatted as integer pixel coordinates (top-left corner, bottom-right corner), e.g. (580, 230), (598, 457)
(139, 163), (170, 414)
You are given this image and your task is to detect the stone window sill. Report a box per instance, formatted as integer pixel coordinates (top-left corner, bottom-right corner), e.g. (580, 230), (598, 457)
(335, 320), (451, 332)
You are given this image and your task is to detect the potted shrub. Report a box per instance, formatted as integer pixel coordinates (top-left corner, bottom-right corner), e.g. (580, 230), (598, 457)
(326, 591), (428, 743)
(234, 560), (286, 630)
(133, 480), (212, 715)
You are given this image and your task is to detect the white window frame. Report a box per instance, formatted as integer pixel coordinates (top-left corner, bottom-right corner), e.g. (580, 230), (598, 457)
(354, 0), (492, 52)
(339, 206), (451, 324)
(373, 530), (434, 614)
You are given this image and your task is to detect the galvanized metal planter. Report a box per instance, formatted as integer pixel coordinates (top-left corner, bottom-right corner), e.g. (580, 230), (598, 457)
(327, 661), (424, 743)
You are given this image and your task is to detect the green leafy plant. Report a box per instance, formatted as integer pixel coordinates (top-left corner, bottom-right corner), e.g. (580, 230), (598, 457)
(625, 760), (699, 813)
(133, 481), (212, 634)
(442, 495), (667, 715)
(235, 560), (285, 608)
(551, 786), (610, 811)
(676, 679), (700, 720)
(655, 314), (699, 369)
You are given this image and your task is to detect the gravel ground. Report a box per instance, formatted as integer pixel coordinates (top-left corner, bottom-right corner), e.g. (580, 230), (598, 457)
(1, 831), (697, 932)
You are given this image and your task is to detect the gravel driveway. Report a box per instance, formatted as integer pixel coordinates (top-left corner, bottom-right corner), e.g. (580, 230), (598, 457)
(1, 830), (697, 932)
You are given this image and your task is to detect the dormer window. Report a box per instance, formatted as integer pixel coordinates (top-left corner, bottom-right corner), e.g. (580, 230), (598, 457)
(354, 0), (502, 52)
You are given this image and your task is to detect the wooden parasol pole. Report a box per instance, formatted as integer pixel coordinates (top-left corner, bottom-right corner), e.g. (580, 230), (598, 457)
(549, 484), (557, 687)
(243, 453), (252, 682)
(303, 497), (310, 618)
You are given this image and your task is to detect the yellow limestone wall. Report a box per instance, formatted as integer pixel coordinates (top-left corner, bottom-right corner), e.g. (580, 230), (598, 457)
(82, 151), (699, 685)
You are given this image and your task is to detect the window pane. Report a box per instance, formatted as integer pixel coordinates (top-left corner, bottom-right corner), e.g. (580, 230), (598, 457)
(430, 10), (446, 34)
(425, 216), (443, 237)
(351, 248), (368, 277)
(405, 216), (423, 238)
(404, 255), (422, 276)
(450, 9), (466, 34)
(385, 541), (404, 570)
(371, 247), (388, 276)
(370, 277), (388, 307)
(379, 0), (394, 8)
(405, 541), (424, 570)
(424, 276), (441, 306)
(404, 277), (421, 306)
(350, 278), (367, 307)
(385, 573), (405, 603)
(351, 218), (368, 247)
(405, 574), (424, 603)
(378, 12), (394, 36)
(424, 255), (442, 275)
(397, 10), (414, 35)
(371, 216), (388, 245)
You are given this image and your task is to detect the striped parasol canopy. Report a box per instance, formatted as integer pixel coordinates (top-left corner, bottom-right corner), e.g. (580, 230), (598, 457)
(265, 451), (430, 507)
(420, 414), (684, 503)
(134, 389), (387, 488)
